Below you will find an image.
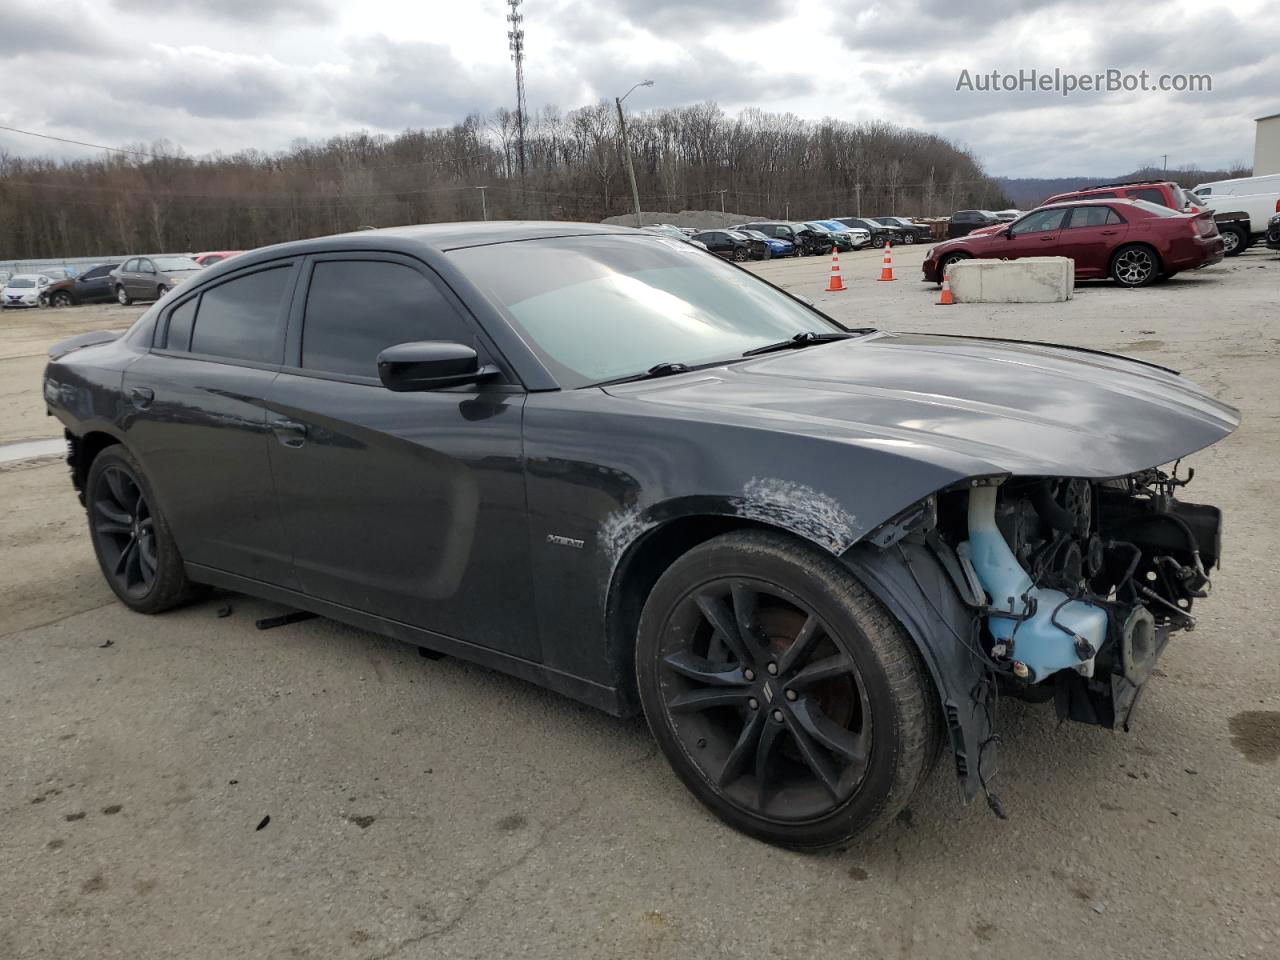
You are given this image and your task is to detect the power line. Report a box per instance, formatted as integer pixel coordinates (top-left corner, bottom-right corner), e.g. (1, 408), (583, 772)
(0, 124), (187, 161)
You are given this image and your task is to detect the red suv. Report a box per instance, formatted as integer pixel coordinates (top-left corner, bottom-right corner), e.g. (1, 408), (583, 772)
(1042, 179), (1200, 212)
(922, 199), (1224, 287)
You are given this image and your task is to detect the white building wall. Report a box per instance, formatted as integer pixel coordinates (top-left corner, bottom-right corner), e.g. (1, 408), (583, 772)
(1255, 115), (1280, 177)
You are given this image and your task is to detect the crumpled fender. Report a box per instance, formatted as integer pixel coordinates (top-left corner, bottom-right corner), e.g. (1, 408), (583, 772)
(842, 539), (992, 802)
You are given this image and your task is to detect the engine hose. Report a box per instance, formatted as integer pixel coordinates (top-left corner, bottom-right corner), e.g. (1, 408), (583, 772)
(1132, 511), (1206, 579)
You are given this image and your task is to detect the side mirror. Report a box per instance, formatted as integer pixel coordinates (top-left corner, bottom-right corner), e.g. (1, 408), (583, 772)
(376, 341), (497, 392)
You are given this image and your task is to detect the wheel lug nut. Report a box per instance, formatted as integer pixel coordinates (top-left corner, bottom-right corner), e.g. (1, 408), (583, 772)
(785, 689), (797, 701)
(743, 669), (755, 682)
(766, 663), (778, 675)
(748, 697), (759, 710)
(772, 709), (784, 722)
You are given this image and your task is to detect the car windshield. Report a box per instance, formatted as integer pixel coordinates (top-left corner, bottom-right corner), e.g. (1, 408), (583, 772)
(449, 234), (842, 388)
(804, 223), (832, 233)
(724, 231), (750, 240)
(8, 278), (36, 288)
(153, 256), (200, 271)
(742, 230), (770, 241)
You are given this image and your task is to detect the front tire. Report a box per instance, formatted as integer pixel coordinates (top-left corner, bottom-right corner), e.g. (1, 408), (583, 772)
(86, 446), (200, 614)
(902, 233), (916, 245)
(732, 247), (748, 262)
(1111, 244), (1160, 287)
(51, 291), (74, 307)
(871, 236), (886, 249)
(636, 530), (938, 850)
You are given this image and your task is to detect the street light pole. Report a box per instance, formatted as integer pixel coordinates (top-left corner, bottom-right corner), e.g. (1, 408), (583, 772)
(716, 188), (728, 213)
(615, 80), (652, 229)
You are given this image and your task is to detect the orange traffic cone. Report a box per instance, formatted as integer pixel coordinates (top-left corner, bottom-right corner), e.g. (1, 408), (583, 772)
(826, 248), (846, 292)
(937, 272), (955, 305)
(877, 241), (896, 282)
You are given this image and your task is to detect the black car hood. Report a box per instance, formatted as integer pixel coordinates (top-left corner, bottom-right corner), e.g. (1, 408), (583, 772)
(602, 332), (1239, 478)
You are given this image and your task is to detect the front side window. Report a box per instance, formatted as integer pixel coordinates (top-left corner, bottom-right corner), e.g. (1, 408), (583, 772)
(300, 260), (473, 379)
(189, 266), (292, 363)
(123, 259), (139, 272)
(1011, 209), (1067, 235)
(449, 234), (843, 388)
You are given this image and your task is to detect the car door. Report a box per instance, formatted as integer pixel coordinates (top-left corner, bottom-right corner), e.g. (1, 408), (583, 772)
(132, 258), (158, 298)
(76, 265), (114, 303)
(1057, 205), (1128, 277)
(1000, 208), (1068, 259)
(122, 259), (300, 588)
(264, 253), (537, 660)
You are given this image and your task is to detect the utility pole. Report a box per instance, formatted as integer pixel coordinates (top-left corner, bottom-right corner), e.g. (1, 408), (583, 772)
(855, 182), (862, 216)
(615, 80), (652, 228)
(784, 199), (790, 220)
(716, 188), (728, 213)
(1162, 154), (1168, 171)
(474, 185), (488, 221)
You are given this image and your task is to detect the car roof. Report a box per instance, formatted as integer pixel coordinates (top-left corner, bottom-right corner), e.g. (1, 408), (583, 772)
(192, 221), (650, 274)
(360, 221), (636, 250)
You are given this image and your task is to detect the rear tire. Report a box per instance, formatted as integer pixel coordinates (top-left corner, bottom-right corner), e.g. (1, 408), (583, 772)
(636, 530), (939, 850)
(115, 286), (132, 306)
(1110, 244), (1160, 287)
(86, 446), (200, 614)
(1220, 226), (1246, 257)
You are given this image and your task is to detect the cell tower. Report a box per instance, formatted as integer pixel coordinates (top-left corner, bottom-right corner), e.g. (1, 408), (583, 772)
(507, 0), (527, 182)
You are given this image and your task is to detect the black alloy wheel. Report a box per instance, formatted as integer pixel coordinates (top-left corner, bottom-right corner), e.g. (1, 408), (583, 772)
(732, 246), (749, 262)
(637, 531), (938, 849)
(86, 446), (200, 613)
(91, 463), (159, 599)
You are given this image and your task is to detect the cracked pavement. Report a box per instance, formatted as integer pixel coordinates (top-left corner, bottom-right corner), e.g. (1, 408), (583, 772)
(2, 246), (1279, 959)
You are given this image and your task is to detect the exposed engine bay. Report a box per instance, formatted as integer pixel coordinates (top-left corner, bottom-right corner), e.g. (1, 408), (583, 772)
(933, 465), (1221, 729)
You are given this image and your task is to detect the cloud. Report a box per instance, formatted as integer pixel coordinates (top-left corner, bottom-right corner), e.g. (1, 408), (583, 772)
(112, 0), (334, 24)
(0, 2), (115, 57)
(593, 0), (787, 30)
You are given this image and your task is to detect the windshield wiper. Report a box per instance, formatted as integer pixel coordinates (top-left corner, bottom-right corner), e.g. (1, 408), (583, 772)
(592, 361), (692, 387)
(742, 330), (869, 357)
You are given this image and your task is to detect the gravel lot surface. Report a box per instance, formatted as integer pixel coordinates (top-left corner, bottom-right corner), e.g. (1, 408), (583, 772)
(2, 245), (1278, 959)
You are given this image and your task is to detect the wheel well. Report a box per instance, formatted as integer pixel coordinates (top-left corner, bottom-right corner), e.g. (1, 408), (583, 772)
(603, 515), (815, 712)
(69, 431), (120, 503)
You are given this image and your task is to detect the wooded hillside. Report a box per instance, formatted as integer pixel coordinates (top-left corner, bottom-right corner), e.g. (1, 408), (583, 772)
(0, 102), (1010, 258)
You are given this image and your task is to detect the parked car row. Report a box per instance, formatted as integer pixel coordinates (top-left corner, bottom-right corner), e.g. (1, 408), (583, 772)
(1, 251), (244, 309)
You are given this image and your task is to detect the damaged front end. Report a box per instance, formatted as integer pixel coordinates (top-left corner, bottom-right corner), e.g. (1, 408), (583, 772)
(847, 463), (1221, 807)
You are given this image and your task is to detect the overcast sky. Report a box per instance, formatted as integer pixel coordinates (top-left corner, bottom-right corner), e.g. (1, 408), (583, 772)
(1, 0), (1277, 177)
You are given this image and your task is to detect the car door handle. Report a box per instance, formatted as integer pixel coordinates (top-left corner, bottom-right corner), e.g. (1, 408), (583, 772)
(129, 386), (154, 409)
(271, 419), (308, 448)
(1039, 236), (1056, 241)
(1100, 230), (1119, 235)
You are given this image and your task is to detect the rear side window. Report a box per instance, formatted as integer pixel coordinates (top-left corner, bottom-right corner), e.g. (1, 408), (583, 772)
(300, 259), (473, 379)
(189, 266), (292, 363)
(166, 297), (197, 351)
(1127, 187), (1168, 207)
(1066, 206), (1122, 228)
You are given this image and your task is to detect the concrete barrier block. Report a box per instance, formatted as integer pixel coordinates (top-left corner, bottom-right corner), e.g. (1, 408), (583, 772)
(948, 257), (1074, 303)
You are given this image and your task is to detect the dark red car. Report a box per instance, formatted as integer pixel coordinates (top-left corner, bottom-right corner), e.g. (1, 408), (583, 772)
(922, 199), (1224, 287)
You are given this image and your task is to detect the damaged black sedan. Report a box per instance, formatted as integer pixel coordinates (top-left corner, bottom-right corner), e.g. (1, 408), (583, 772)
(43, 222), (1237, 849)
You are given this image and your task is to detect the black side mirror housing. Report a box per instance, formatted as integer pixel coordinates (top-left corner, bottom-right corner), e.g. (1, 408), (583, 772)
(376, 341), (498, 392)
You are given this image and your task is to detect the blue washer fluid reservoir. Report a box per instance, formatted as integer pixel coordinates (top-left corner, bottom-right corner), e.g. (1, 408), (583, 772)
(960, 484), (1108, 681)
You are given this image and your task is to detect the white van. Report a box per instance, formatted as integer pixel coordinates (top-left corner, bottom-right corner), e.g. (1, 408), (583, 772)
(1191, 173), (1280, 198)
(1190, 173), (1280, 254)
